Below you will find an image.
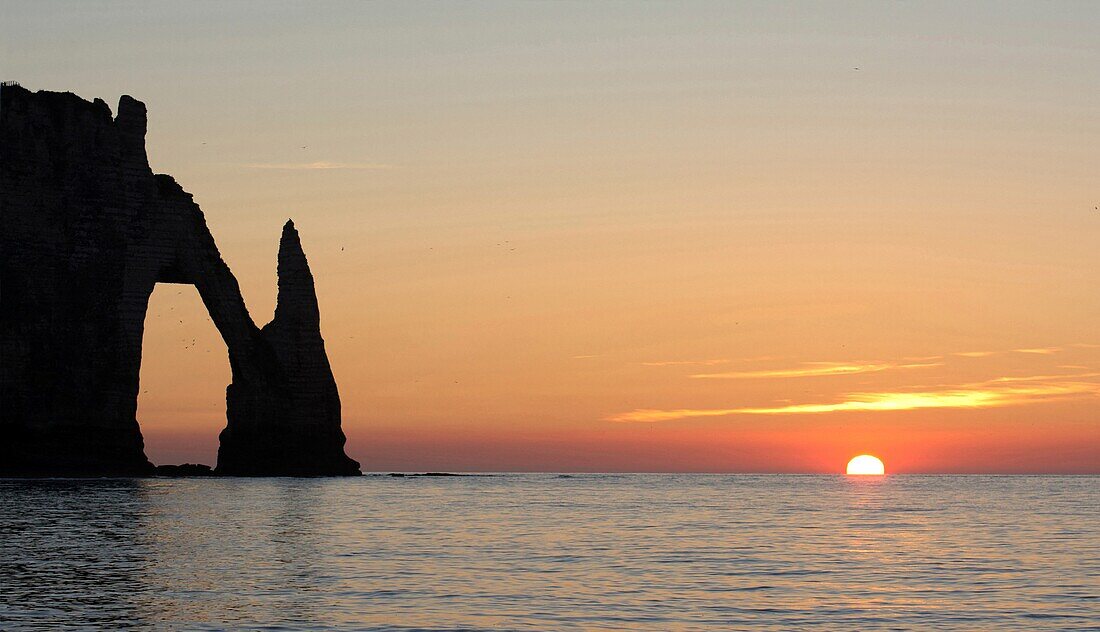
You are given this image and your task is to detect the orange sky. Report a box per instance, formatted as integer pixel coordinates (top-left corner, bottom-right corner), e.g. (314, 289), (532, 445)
(5, 2), (1099, 472)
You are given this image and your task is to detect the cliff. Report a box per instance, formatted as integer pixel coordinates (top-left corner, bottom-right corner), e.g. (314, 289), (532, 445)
(0, 84), (360, 476)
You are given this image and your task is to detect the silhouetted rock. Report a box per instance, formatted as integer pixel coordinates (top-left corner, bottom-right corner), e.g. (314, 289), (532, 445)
(0, 84), (360, 477)
(217, 220), (360, 476)
(155, 463), (215, 477)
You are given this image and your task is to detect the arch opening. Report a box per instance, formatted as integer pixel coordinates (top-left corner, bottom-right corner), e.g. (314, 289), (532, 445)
(137, 282), (231, 467)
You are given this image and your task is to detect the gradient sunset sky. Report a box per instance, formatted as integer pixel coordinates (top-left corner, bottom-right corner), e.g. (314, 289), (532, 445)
(5, 1), (1098, 472)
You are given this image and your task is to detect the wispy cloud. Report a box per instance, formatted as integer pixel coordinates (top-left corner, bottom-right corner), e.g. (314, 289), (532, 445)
(642, 359), (729, 367)
(690, 361), (940, 380)
(954, 344), (1099, 358)
(607, 374), (1100, 423)
(983, 372), (1100, 384)
(242, 161), (396, 170)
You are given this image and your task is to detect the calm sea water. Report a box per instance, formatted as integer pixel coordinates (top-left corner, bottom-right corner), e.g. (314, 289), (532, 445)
(1, 475), (1097, 631)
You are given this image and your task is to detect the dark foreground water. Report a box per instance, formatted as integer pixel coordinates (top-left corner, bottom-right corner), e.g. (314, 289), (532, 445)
(1, 475), (1097, 631)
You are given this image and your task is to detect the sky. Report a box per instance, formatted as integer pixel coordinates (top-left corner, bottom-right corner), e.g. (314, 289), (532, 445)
(4, 1), (1098, 473)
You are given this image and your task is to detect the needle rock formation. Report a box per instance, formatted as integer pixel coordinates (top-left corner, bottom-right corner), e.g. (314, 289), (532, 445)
(0, 84), (360, 476)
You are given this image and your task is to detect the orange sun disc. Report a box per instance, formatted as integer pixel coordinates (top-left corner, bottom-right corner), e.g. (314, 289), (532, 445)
(846, 454), (885, 475)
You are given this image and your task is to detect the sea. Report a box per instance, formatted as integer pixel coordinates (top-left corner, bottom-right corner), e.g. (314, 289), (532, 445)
(1, 474), (1097, 631)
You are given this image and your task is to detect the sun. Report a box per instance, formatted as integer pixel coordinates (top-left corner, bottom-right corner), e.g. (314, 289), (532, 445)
(846, 454), (885, 475)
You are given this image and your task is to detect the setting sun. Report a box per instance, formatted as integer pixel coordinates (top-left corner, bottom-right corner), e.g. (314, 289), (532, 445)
(846, 455), (885, 476)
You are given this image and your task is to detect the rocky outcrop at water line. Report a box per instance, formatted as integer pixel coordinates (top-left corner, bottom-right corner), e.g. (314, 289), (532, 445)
(154, 464), (216, 477)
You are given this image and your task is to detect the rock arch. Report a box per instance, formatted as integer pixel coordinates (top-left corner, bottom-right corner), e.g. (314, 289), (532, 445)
(1, 85), (359, 476)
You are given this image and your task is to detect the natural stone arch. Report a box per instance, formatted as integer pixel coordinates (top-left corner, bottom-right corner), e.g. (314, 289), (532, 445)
(1, 85), (359, 476)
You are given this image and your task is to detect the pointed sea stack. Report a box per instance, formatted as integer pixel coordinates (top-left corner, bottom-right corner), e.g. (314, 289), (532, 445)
(216, 221), (360, 475)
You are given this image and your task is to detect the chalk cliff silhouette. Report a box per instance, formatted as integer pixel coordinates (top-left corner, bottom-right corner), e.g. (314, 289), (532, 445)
(0, 84), (360, 476)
